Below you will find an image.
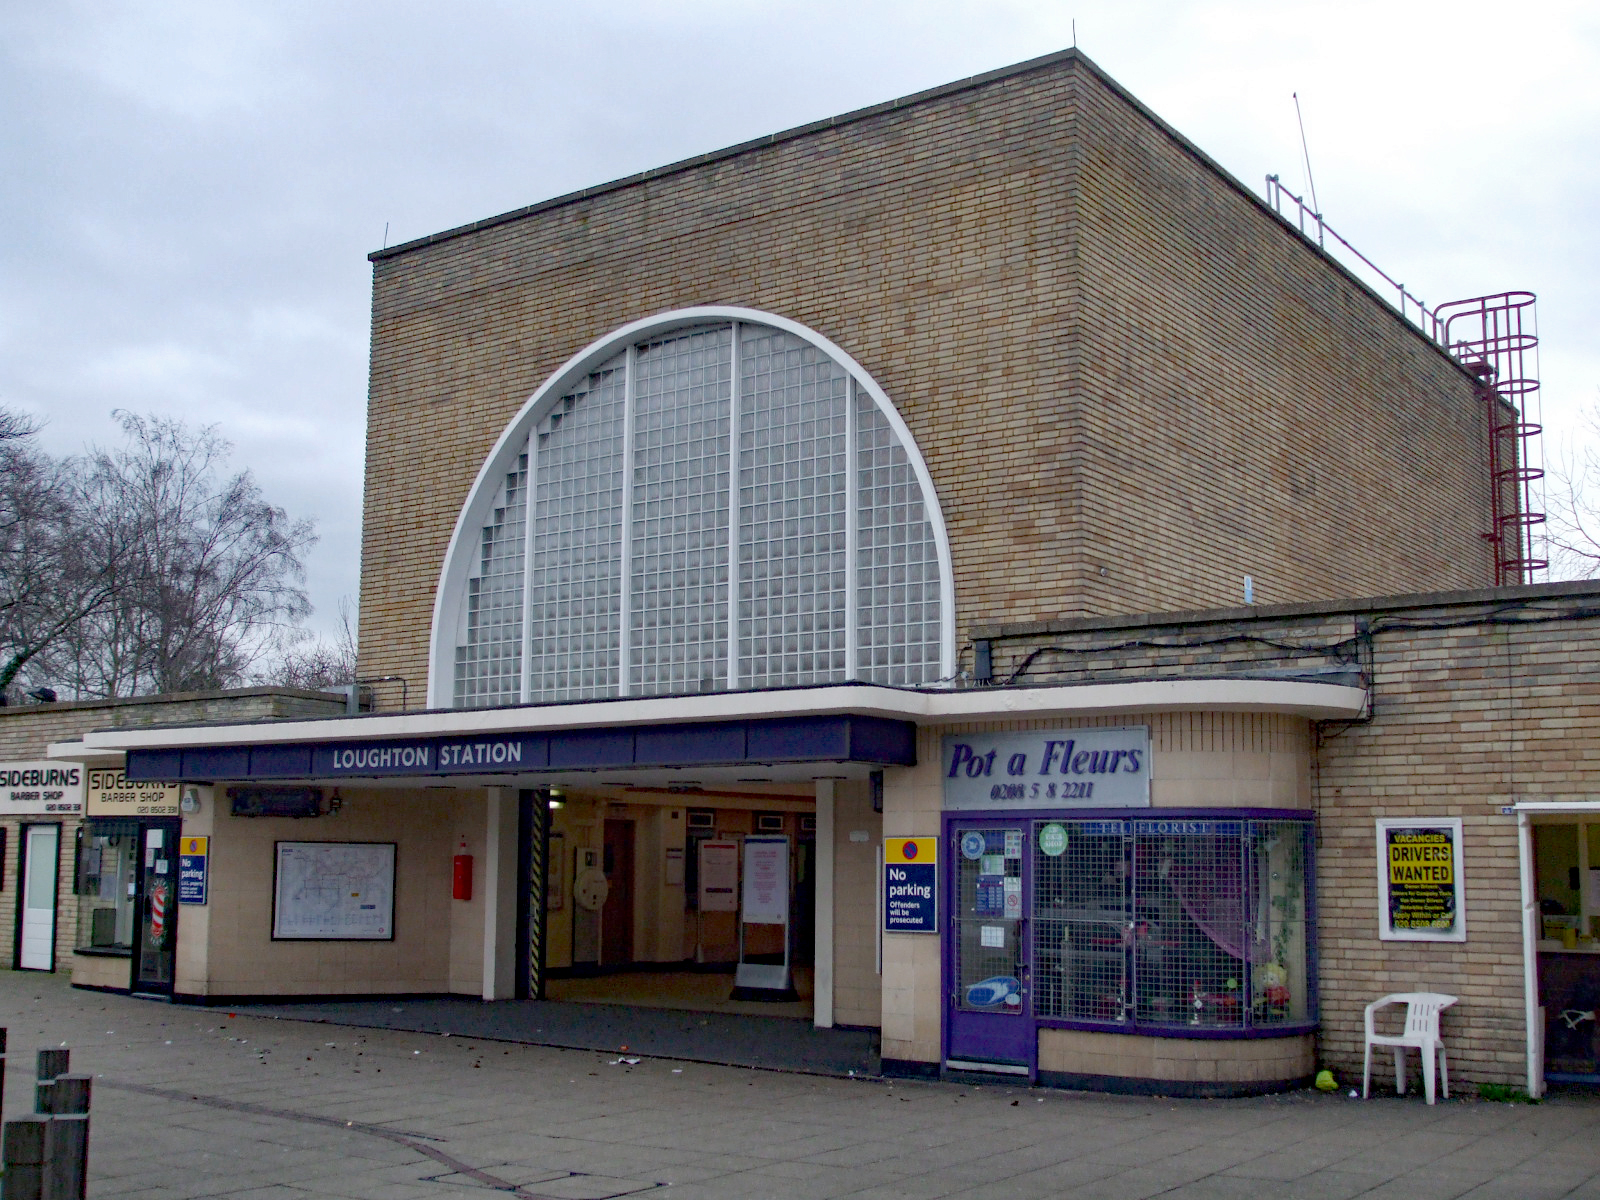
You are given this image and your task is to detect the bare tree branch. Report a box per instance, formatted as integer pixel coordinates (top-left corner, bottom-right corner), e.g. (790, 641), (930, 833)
(1545, 391), (1600, 580)
(14, 410), (319, 699)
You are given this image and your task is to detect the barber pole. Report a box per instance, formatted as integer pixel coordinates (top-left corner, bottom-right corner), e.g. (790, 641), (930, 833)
(150, 880), (168, 943)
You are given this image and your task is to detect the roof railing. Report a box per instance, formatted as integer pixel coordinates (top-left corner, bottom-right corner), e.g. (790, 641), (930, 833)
(1264, 175), (1443, 343)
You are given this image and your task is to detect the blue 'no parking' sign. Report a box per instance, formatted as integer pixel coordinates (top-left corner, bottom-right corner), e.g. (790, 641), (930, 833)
(883, 837), (938, 934)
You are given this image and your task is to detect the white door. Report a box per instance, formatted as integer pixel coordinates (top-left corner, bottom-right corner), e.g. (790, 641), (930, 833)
(19, 824), (60, 970)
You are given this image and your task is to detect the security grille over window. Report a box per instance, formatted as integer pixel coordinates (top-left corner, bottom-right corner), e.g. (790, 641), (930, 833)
(1030, 816), (1314, 1032)
(444, 313), (952, 707)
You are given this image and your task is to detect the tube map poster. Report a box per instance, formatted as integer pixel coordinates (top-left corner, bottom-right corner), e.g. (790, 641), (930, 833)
(273, 842), (396, 940)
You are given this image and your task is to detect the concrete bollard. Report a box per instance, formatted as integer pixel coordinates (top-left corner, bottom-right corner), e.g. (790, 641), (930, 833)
(1, 1113), (49, 1200)
(42, 1076), (90, 1200)
(33, 1051), (68, 1117)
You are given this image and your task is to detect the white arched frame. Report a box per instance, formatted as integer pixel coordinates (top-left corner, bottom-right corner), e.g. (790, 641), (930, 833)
(427, 307), (957, 708)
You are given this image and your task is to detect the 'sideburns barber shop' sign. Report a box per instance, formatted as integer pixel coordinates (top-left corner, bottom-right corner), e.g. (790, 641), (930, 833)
(0, 762), (84, 816)
(942, 727), (1151, 810)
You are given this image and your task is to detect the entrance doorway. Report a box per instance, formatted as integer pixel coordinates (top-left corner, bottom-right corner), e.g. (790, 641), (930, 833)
(541, 793), (817, 1019)
(17, 823), (60, 971)
(133, 822), (179, 994)
(945, 819), (1032, 1075)
(1531, 818), (1600, 1082)
(601, 819), (635, 966)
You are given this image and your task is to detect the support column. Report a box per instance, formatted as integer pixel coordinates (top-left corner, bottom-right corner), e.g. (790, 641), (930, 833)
(814, 779), (835, 1029)
(481, 788), (519, 1001)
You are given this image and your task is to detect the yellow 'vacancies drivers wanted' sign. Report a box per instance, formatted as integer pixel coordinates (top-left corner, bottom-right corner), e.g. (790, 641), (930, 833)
(1381, 821), (1462, 939)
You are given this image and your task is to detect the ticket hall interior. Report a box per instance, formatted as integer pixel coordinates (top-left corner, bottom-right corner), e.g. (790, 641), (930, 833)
(540, 783), (823, 1017)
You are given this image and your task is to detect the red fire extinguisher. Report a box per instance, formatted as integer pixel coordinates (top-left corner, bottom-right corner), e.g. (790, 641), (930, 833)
(453, 849), (473, 902)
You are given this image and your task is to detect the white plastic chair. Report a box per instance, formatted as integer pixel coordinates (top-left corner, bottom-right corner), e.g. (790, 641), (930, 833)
(1363, 992), (1458, 1103)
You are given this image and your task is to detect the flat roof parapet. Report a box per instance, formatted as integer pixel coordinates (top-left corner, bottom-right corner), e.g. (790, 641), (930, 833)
(968, 580), (1600, 642)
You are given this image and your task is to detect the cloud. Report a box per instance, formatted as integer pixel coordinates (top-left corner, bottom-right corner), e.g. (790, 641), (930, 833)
(4, 0), (1597, 641)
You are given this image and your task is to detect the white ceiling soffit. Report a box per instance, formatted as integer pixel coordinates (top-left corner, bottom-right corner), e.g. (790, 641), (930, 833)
(46, 741), (125, 765)
(67, 678), (1368, 755)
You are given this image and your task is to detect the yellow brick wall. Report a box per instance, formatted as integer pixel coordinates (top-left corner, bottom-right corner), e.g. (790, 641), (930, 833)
(0, 816), (78, 975)
(1312, 608), (1596, 1087)
(358, 52), (1491, 703)
(975, 581), (1600, 1086)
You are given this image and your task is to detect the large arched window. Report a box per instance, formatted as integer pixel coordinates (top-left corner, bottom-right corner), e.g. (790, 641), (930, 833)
(430, 309), (955, 708)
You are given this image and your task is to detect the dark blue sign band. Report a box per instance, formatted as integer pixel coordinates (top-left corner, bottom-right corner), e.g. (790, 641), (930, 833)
(126, 714), (915, 783)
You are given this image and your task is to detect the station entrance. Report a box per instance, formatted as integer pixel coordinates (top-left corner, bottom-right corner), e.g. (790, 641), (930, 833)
(539, 786), (818, 1020)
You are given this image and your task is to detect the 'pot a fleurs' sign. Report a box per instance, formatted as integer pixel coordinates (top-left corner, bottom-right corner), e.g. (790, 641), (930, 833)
(941, 728), (1150, 810)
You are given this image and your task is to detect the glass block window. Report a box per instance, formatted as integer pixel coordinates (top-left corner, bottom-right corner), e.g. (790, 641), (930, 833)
(631, 327), (732, 694)
(525, 355), (627, 702)
(1028, 816), (1315, 1032)
(737, 327), (849, 689)
(857, 393), (942, 685)
(453, 453), (527, 707)
(448, 316), (950, 705)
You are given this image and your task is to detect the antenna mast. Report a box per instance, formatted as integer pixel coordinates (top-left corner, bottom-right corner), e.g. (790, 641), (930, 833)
(1292, 92), (1323, 247)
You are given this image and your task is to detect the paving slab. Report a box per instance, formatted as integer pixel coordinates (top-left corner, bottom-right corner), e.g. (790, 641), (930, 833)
(6, 970), (1600, 1200)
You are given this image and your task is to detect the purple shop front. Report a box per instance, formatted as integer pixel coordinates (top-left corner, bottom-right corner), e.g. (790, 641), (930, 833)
(937, 729), (1317, 1090)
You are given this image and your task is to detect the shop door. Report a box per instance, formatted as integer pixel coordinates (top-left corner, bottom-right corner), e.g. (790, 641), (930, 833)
(945, 821), (1032, 1075)
(134, 824), (177, 994)
(18, 824), (60, 970)
(601, 820), (634, 966)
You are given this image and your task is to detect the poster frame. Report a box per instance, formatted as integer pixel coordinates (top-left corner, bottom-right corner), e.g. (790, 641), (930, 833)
(1376, 817), (1466, 943)
(882, 836), (939, 934)
(271, 840), (397, 941)
(698, 839), (740, 913)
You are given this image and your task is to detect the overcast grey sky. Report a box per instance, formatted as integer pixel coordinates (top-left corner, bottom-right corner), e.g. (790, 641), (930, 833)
(4, 0), (1597, 644)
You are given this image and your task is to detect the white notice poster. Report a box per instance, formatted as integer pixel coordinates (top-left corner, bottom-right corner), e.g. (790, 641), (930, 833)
(741, 836), (789, 925)
(699, 840), (740, 912)
(273, 842), (396, 940)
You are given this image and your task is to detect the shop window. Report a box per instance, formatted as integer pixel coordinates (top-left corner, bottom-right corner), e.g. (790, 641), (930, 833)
(442, 314), (952, 707)
(75, 820), (140, 953)
(1029, 817), (1314, 1032)
(1533, 820), (1600, 946)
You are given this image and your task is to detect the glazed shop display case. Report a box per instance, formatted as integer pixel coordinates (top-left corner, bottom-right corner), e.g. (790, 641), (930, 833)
(75, 819), (139, 953)
(1024, 815), (1315, 1034)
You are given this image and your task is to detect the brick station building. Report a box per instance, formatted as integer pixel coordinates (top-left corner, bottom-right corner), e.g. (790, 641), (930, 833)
(31, 48), (1592, 1096)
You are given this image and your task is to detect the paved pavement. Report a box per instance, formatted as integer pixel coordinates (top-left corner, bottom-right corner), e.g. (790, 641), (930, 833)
(231, 995), (877, 1077)
(5, 971), (1600, 1200)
